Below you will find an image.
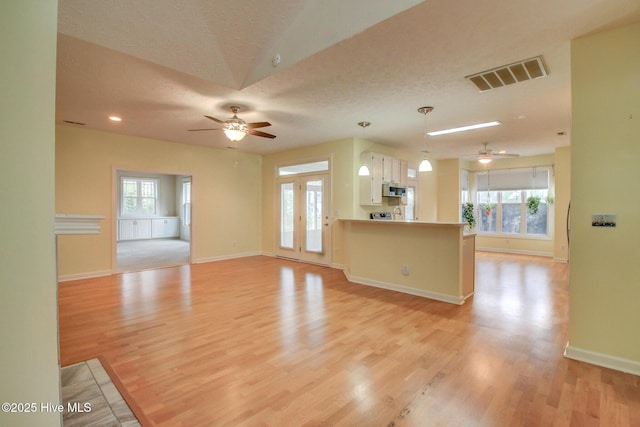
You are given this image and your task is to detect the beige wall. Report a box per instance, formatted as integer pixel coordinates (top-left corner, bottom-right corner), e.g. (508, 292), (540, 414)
(56, 126), (263, 277)
(344, 221), (465, 302)
(436, 159), (461, 222)
(553, 146), (571, 261)
(0, 2), (62, 426)
(568, 22), (640, 364)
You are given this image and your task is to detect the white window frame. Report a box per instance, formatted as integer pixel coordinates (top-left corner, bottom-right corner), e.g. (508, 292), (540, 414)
(120, 177), (159, 217)
(476, 189), (550, 238)
(182, 179), (191, 226)
(475, 167), (552, 239)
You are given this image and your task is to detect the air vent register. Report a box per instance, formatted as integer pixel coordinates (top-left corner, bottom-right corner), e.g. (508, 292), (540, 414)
(465, 56), (548, 92)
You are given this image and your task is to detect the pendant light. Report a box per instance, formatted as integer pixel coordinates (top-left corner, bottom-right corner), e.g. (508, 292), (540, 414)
(417, 106), (434, 172)
(357, 121), (371, 176)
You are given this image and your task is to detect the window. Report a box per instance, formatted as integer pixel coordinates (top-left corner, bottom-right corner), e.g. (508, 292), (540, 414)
(121, 178), (158, 216)
(182, 180), (191, 226)
(460, 169), (469, 223)
(475, 167), (551, 237)
(278, 161), (329, 176)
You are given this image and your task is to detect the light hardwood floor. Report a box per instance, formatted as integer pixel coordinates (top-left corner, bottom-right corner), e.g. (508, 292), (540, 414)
(58, 253), (640, 426)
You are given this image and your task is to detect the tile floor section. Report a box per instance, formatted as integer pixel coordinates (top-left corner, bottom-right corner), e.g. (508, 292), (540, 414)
(61, 358), (140, 427)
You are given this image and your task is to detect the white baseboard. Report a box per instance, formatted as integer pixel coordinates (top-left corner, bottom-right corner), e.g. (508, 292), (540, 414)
(261, 251), (275, 257)
(564, 342), (640, 376)
(553, 257), (568, 263)
(58, 270), (112, 282)
(194, 251), (262, 264)
(343, 270), (464, 305)
(476, 247), (553, 258)
(331, 262), (345, 270)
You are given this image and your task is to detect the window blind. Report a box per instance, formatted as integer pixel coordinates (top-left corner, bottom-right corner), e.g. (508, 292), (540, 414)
(460, 169), (469, 191)
(476, 167), (549, 191)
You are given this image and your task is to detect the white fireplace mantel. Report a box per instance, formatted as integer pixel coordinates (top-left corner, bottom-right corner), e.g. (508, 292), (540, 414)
(55, 214), (106, 235)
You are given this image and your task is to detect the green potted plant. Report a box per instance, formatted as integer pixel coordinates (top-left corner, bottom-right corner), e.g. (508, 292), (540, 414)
(482, 203), (496, 216)
(546, 193), (555, 205)
(527, 195), (542, 214)
(462, 202), (476, 230)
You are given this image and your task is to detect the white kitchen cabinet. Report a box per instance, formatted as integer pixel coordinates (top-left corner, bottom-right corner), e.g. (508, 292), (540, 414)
(359, 152), (384, 205)
(118, 218), (152, 240)
(151, 217), (180, 238)
(381, 156), (401, 184)
(118, 217), (179, 240)
(390, 157), (401, 183)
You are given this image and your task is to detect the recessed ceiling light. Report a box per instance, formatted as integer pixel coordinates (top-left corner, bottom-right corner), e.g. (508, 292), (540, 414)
(427, 121), (501, 136)
(108, 116), (122, 122)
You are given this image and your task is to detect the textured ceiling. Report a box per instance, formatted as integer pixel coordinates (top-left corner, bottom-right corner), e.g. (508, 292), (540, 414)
(56, 0), (640, 159)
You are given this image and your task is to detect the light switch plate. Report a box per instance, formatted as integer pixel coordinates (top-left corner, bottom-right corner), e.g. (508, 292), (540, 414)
(592, 214), (616, 227)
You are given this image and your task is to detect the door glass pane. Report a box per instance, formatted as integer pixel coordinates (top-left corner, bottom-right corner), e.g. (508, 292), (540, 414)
(406, 187), (415, 221)
(280, 183), (294, 248)
(305, 180), (323, 253)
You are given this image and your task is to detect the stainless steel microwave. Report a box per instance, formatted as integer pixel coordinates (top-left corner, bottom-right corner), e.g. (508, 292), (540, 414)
(382, 183), (406, 197)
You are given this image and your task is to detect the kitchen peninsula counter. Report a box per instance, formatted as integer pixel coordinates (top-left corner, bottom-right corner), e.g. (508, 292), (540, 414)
(339, 219), (475, 304)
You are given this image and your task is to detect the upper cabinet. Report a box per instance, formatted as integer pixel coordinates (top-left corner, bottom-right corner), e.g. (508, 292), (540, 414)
(383, 156), (401, 184)
(360, 152), (384, 205)
(359, 153), (408, 206)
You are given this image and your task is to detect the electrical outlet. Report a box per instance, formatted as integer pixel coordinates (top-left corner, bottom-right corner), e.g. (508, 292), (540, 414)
(402, 265), (409, 276)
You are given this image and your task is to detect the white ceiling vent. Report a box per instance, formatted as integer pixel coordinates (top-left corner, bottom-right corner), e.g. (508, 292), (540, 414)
(466, 56), (548, 92)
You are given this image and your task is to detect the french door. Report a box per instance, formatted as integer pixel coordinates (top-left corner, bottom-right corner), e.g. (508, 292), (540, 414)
(276, 174), (331, 265)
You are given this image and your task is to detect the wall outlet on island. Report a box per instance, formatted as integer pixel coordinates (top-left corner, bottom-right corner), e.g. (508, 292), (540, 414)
(402, 265), (409, 276)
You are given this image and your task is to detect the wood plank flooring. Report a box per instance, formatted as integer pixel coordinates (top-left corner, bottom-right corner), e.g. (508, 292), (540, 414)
(58, 253), (640, 426)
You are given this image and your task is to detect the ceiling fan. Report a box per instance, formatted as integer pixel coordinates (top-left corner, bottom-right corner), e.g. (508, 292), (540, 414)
(476, 142), (519, 164)
(189, 105), (276, 141)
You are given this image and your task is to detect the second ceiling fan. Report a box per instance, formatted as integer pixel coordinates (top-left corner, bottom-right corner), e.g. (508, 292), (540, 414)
(476, 142), (519, 164)
(189, 105), (276, 141)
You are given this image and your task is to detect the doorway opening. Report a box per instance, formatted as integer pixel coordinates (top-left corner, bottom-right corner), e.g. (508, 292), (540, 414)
(115, 171), (192, 272)
(275, 159), (331, 266)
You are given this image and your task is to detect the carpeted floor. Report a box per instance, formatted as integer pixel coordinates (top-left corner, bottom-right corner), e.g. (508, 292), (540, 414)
(117, 238), (190, 273)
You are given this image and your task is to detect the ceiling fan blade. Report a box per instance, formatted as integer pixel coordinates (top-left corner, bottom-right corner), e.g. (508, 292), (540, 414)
(247, 129), (276, 139)
(246, 121), (271, 129)
(204, 115), (225, 124)
(188, 128), (221, 132)
(495, 153), (520, 157)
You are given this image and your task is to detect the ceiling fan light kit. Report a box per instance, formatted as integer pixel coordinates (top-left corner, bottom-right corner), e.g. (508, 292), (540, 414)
(475, 142), (519, 164)
(189, 105), (276, 141)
